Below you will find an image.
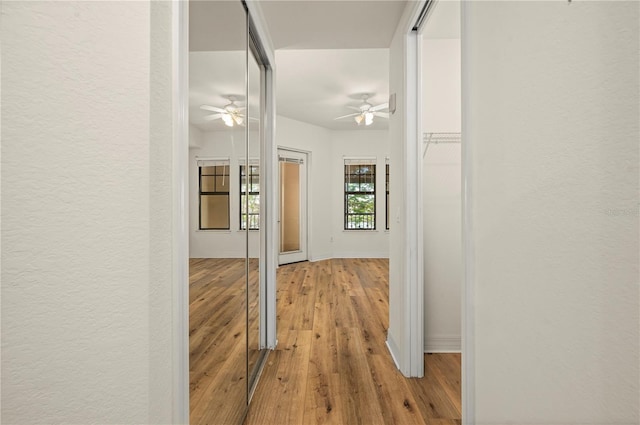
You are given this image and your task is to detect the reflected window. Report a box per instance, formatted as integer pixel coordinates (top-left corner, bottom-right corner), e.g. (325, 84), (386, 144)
(240, 164), (260, 230)
(385, 161), (390, 230)
(199, 160), (230, 230)
(344, 160), (376, 230)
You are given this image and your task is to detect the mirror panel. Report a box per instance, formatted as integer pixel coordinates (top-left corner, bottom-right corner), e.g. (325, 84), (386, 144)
(247, 38), (264, 395)
(188, 1), (247, 424)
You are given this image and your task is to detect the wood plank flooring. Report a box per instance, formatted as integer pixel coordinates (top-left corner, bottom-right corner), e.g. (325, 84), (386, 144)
(245, 258), (461, 425)
(189, 258), (263, 425)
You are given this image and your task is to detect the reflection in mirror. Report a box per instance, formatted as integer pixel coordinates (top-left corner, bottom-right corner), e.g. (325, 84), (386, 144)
(247, 41), (264, 397)
(188, 1), (247, 424)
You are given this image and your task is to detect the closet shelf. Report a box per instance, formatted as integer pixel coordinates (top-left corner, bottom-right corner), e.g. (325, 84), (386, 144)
(423, 132), (461, 157)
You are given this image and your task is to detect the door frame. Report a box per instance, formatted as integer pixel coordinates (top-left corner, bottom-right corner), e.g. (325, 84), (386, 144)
(170, 1), (278, 423)
(277, 147), (309, 265)
(172, 1), (473, 424)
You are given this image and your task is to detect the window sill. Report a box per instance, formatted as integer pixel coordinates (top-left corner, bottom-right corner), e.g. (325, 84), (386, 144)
(342, 229), (380, 233)
(196, 229), (232, 233)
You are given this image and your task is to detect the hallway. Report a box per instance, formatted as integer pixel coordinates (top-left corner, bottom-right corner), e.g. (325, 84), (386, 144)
(245, 259), (461, 425)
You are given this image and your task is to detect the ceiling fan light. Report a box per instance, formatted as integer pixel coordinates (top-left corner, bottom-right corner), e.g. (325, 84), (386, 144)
(355, 115), (364, 125)
(234, 115), (244, 126)
(364, 112), (374, 126)
(222, 113), (234, 127)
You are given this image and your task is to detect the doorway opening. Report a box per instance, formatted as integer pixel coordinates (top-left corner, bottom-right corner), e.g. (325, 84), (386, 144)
(278, 149), (309, 265)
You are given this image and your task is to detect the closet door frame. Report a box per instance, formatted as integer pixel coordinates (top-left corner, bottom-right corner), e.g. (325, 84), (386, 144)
(171, 1), (277, 423)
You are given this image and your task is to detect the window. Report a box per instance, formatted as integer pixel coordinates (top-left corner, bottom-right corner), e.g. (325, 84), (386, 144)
(240, 163), (260, 230)
(198, 159), (230, 230)
(385, 160), (390, 230)
(344, 159), (376, 230)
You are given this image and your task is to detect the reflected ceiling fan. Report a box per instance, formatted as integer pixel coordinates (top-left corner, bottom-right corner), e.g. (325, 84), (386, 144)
(200, 95), (247, 127)
(334, 94), (389, 126)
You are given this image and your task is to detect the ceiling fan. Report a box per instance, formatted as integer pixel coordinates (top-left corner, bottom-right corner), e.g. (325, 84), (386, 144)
(334, 94), (389, 126)
(200, 95), (246, 127)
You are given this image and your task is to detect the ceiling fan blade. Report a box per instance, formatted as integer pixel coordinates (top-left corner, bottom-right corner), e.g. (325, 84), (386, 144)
(200, 105), (226, 113)
(203, 113), (223, 121)
(370, 102), (389, 112)
(347, 106), (362, 112)
(373, 112), (389, 119)
(334, 112), (361, 120)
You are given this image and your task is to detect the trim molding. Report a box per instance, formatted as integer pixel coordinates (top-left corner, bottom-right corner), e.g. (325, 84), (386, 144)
(386, 337), (402, 371)
(331, 252), (389, 259)
(171, 0), (190, 423)
(461, 0), (475, 423)
(425, 335), (461, 353)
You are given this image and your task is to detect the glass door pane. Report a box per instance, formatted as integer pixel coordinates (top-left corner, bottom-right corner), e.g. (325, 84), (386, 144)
(280, 161), (301, 252)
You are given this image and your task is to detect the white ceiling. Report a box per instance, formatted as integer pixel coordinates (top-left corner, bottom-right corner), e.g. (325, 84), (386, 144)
(275, 49), (390, 130)
(189, 0), (459, 132)
(260, 1), (407, 50)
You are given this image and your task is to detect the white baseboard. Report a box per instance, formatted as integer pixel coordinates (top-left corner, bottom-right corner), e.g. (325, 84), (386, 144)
(386, 336), (402, 371)
(425, 335), (461, 353)
(332, 252), (389, 259)
(309, 254), (332, 262)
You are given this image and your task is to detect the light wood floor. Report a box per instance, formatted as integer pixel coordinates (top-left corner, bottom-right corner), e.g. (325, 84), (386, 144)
(245, 258), (461, 425)
(189, 258), (263, 425)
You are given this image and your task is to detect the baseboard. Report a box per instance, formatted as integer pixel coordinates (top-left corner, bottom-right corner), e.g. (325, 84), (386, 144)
(386, 336), (402, 371)
(332, 252), (389, 259)
(424, 335), (461, 353)
(309, 254), (332, 262)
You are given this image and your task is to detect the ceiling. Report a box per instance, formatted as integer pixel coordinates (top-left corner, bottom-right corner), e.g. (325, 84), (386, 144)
(259, 1), (407, 50)
(275, 49), (390, 130)
(189, 0), (457, 132)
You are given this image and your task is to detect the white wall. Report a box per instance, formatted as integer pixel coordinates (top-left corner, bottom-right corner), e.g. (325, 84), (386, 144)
(387, 6), (410, 373)
(422, 38), (461, 352)
(275, 116), (334, 261)
(465, 1), (639, 422)
(189, 124), (203, 148)
(190, 115), (391, 262)
(331, 131), (389, 258)
(189, 129), (260, 258)
(2, 2), (175, 423)
(276, 117), (390, 260)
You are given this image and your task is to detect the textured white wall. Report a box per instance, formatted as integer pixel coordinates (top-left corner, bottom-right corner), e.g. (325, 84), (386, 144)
(422, 38), (462, 352)
(466, 1), (639, 422)
(2, 2), (175, 423)
(330, 130), (389, 258)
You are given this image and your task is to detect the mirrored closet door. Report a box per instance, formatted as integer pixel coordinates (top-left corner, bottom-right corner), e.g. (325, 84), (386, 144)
(188, 1), (270, 424)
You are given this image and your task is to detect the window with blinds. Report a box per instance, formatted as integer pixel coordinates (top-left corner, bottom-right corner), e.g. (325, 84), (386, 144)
(344, 158), (376, 230)
(198, 159), (230, 230)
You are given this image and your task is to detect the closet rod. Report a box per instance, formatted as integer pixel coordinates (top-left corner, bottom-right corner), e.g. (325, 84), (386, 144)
(423, 132), (461, 157)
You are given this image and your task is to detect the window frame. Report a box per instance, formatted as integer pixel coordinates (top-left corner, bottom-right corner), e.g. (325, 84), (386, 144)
(198, 160), (231, 230)
(239, 163), (260, 230)
(385, 161), (390, 230)
(344, 160), (377, 231)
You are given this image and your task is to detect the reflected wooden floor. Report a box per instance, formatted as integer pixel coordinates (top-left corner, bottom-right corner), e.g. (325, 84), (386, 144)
(245, 258), (461, 425)
(189, 258), (261, 425)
